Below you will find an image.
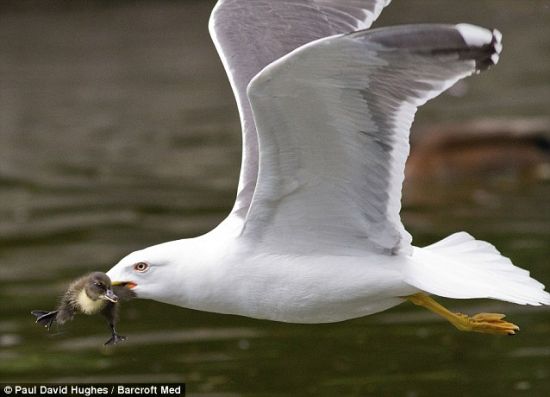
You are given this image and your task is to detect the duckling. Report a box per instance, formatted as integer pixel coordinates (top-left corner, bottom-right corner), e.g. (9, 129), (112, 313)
(31, 272), (134, 345)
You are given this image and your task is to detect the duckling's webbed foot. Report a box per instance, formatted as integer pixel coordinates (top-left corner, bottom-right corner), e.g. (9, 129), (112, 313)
(104, 333), (127, 346)
(101, 301), (127, 346)
(31, 310), (58, 330)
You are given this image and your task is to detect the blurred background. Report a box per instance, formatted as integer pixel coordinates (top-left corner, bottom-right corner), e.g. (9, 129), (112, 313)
(1, 0), (549, 395)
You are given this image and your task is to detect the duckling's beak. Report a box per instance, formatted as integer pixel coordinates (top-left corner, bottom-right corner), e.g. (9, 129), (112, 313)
(101, 289), (119, 303)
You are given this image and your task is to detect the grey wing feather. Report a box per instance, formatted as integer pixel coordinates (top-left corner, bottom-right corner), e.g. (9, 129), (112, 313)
(209, 0), (391, 220)
(244, 24), (502, 256)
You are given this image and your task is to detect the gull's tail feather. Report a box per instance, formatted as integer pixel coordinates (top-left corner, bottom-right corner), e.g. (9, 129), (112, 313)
(406, 232), (550, 305)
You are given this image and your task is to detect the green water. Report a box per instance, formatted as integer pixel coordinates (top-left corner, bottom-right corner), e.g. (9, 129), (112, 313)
(1, 1), (549, 396)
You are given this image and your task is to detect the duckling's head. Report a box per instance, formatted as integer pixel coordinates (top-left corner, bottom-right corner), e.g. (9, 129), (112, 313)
(85, 272), (118, 303)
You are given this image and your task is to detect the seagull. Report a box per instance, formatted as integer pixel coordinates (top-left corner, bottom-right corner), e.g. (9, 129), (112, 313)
(107, 0), (550, 335)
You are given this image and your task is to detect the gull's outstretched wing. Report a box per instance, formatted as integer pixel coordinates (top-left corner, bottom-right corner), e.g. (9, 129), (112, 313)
(244, 24), (502, 256)
(209, 0), (391, 220)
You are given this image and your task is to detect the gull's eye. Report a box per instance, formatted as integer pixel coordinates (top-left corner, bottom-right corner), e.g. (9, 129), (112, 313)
(94, 282), (104, 289)
(133, 262), (149, 273)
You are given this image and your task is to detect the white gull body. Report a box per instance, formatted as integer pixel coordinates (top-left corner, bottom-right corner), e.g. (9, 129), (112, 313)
(107, 0), (550, 323)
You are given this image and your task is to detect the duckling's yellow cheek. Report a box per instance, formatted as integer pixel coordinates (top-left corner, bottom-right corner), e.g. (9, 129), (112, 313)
(77, 289), (106, 314)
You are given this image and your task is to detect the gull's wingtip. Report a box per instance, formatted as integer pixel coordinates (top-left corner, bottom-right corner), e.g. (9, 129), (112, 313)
(455, 23), (503, 70)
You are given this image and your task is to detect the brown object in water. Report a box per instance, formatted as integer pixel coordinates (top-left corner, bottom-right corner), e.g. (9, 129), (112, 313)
(406, 118), (550, 182)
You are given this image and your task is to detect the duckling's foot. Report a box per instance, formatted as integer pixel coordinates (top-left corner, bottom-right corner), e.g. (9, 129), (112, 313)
(406, 293), (520, 336)
(104, 334), (127, 346)
(31, 310), (58, 331)
(452, 312), (519, 335)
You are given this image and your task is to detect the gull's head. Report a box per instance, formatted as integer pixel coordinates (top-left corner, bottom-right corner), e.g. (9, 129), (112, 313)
(106, 240), (189, 302)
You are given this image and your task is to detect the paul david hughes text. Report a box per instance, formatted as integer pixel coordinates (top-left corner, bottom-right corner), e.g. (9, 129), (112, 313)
(8, 385), (184, 396)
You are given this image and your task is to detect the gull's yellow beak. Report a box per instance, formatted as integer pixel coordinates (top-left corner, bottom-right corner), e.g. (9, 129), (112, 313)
(112, 281), (138, 289)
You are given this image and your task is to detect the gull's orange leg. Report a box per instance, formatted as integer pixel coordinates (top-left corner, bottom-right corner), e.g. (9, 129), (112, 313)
(406, 293), (519, 335)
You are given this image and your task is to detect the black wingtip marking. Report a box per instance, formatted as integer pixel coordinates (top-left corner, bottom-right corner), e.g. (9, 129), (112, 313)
(475, 28), (502, 71)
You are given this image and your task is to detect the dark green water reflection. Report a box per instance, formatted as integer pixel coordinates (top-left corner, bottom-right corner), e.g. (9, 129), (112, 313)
(1, 1), (549, 396)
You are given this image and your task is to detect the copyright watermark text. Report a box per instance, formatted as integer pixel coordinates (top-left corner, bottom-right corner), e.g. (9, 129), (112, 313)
(1, 384), (185, 397)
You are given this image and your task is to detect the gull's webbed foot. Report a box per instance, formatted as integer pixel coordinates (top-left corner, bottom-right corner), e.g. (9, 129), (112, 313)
(453, 312), (519, 335)
(406, 293), (520, 336)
